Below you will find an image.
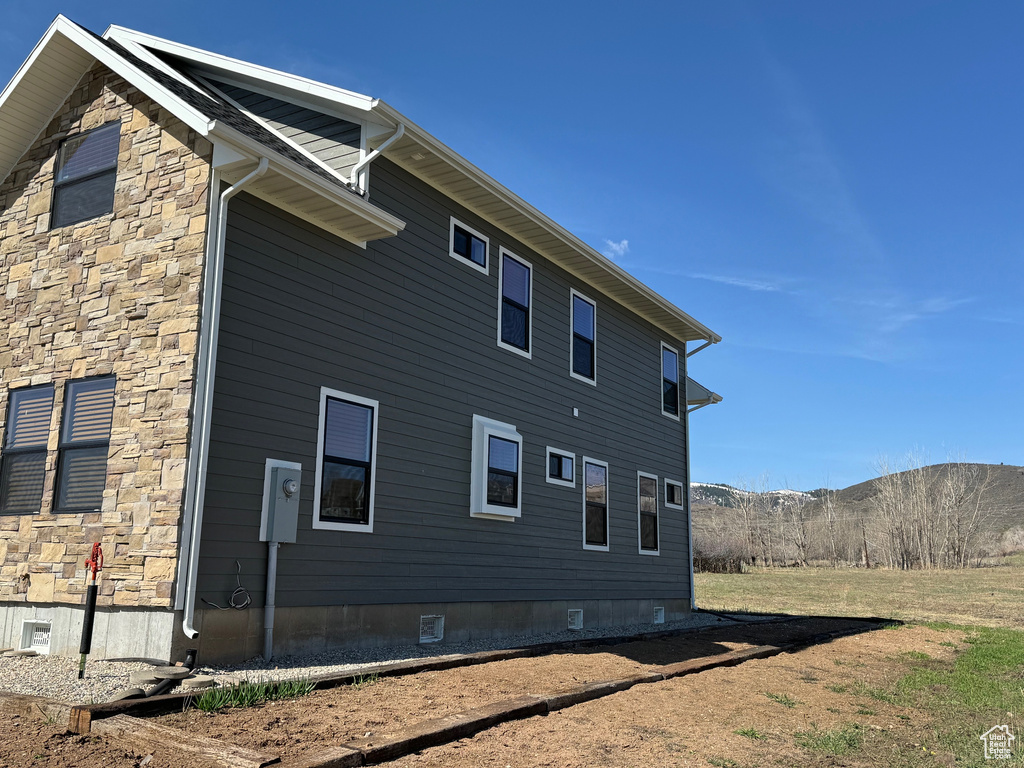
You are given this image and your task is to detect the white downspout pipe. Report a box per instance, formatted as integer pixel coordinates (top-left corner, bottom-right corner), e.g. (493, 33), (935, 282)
(348, 123), (405, 194)
(683, 342), (697, 612)
(181, 157), (268, 640)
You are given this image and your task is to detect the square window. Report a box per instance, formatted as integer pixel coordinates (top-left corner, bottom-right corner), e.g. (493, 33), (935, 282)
(665, 479), (685, 509)
(662, 343), (680, 418)
(582, 457), (609, 551)
(55, 377), (115, 513)
(0, 385), (54, 515)
(471, 415), (522, 520)
(449, 218), (489, 273)
(545, 447), (575, 488)
(570, 290), (597, 384)
(314, 388), (379, 532)
(51, 123), (120, 229)
(638, 472), (659, 554)
(498, 250), (532, 358)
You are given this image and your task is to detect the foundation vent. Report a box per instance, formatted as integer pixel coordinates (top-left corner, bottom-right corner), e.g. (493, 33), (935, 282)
(419, 614), (444, 643)
(21, 620), (51, 654)
(567, 608), (584, 630)
(653, 606), (665, 624)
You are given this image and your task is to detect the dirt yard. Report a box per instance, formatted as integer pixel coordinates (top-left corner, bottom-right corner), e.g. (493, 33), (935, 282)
(0, 617), (973, 768)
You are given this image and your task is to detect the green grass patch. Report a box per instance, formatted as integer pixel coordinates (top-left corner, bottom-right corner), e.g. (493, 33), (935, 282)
(764, 692), (798, 708)
(826, 683), (848, 693)
(855, 707), (876, 715)
(707, 758), (738, 768)
(794, 723), (862, 755)
(189, 676), (316, 713)
(734, 727), (767, 740)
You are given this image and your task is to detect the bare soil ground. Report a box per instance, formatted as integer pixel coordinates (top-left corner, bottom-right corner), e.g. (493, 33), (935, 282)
(0, 616), (951, 767)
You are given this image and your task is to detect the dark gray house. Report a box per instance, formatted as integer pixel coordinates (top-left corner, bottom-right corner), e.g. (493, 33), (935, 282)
(0, 17), (720, 663)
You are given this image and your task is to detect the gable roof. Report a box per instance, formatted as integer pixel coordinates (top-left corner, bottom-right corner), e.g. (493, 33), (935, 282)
(2, 17), (720, 346)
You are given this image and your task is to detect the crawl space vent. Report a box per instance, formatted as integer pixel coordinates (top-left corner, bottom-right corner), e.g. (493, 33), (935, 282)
(653, 606), (665, 624)
(419, 614), (444, 643)
(21, 620), (51, 654)
(567, 608), (584, 630)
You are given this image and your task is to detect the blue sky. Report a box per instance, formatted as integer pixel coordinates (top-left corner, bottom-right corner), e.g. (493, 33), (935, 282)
(2, 1), (1021, 490)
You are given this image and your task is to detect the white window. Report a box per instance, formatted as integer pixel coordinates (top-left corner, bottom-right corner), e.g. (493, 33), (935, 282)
(582, 457), (609, 551)
(471, 415), (522, 521)
(665, 478), (685, 510)
(638, 471), (660, 555)
(52, 122), (120, 229)
(497, 249), (532, 358)
(570, 289), (597, 385)
(661, 342), (680, 419)
(545, 447), (575, 488)
(0, 384), (55, 515)
(313, 388), (379, 533)
(56, 377), (115, 513)
(449, 217), (489, 274)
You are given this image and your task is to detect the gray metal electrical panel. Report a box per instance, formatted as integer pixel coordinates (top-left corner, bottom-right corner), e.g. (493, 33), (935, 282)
(260, 460), (301, 543)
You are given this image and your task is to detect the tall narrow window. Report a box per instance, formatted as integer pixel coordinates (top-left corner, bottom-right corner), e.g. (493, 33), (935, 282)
(56, 377), (115, 512)
(51, 122), (120, 229)
(638, 472), (659, 554)
(314, 388), (378, 532)
(0, 385), (54, 515)
(450, 218), (488, 273)
(662, 343), (680, 418)
(570, 290), (596, 383)
(471, 415), (522, 520)
(582, 457), (609, 551)
(498, 250), (532, 357)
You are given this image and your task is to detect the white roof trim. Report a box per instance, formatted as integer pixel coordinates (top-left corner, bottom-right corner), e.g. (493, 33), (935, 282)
(104, 25), (377, 114)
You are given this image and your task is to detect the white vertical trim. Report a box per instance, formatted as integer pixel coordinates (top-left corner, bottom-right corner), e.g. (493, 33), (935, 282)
(497, 248), (533, 359)
(569, 288), (597, 386)
(312, 387), (379, 533)
(449, 217), (489, 275)
(581, 456), (610, 552)
(661, 341), (681, 421)
(637, 470), (660, 556)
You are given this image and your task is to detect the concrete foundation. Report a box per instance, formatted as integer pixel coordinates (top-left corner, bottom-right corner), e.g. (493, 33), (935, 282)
(0, 602), (176, 660)
(179, 597), (693, 665)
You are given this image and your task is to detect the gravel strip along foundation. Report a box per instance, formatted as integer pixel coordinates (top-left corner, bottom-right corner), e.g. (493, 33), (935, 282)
(0, 611), (736, 704)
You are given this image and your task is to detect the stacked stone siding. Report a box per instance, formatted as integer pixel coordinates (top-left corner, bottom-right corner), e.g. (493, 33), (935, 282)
(0, 65), (211, 608)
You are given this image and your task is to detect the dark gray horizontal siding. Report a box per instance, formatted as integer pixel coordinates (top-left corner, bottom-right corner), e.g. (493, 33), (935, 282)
(198, 160), (691, 608)
(211, 80), (361, 178)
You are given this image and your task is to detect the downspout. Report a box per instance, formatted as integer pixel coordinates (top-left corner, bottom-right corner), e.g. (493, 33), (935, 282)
(348, 123), (405, 194)
(683, 342), (697, 612)
(181, 157), (268, 640)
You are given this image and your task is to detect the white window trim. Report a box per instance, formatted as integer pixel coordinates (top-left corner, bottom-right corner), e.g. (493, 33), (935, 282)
(637, 470), (660, 556)
(312, 387), (379, 533)
(497, 248), (533, 359)
(581, 456), (610, 552)
(661, 341), (681, 421)
(471, 415), (522, 521)
(449, 216), (489, 275)
(665, 478), (685, 510)
(569, 288), (597, 386)
(545, 446), (576, 488)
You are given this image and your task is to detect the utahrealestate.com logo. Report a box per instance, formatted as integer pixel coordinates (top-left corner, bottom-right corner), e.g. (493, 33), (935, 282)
(981, 725), (1015, 760)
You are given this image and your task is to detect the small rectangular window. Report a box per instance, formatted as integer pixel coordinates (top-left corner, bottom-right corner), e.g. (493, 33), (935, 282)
(449, 218), (489, 273)
(314, 388), (379, 533)
(55, 377), (115, 512)
(0, 385), (55, 515)
(498, 249), (532, 358)
(582, 457), (609, 551)
(638, 472), (659, 554)
(545, 447), (575, 488)
(471, 415), (522, 520)
(51, 123), (120, 229)
(662, 343), (680, 418)
(665, 479), (685, 510)
(570, 290), (596, 384)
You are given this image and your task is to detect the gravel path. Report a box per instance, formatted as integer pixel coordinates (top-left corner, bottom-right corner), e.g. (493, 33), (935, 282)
(0, 611), (745, 705)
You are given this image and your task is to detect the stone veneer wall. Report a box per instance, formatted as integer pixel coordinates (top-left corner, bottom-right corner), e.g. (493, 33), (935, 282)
(0, 65), (211, 609)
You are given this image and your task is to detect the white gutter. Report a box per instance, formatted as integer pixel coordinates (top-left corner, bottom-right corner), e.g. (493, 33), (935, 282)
(686, 339), (715, 358)
(180, 156), (268, 640)
(348, 123), (405, 194)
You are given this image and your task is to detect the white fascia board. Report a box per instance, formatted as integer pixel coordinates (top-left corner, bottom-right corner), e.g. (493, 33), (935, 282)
(208, 122), (405, 237)
(371, 100), (721, 346)
(105, 25), (377, 114)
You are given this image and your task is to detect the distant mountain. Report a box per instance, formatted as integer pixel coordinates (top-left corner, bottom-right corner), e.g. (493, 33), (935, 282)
(691, 481), (813, 510)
